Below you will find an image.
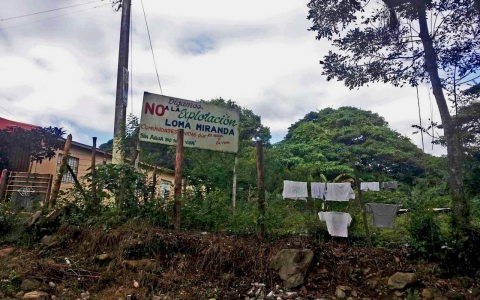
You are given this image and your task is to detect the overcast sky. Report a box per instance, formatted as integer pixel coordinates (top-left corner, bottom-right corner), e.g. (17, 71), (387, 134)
(0, 0), (445, 155)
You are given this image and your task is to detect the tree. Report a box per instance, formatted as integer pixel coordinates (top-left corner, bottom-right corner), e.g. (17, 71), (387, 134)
(307, 0), (480, 236)
(0, 126), (65, 171)
(276, 107), (434, 183)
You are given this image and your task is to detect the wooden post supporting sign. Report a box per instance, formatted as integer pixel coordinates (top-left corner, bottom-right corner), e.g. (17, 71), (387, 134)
(350, 152), (372, 248)
(49, 134), (72, 208)
(174, 129), (184, 231)
(256, 141), (265, 240)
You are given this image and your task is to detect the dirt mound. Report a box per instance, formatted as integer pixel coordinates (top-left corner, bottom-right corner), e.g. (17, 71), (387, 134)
(0, 222), (479, 299)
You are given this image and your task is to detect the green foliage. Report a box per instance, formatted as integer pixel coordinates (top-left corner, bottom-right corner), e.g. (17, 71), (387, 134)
(58, 162), (155, 225)
(306, 0), (480, 94)
(0, 203), (16, 236)
(275, 107), (437, 183)
(182, 190), (231, 230)
(0, 126), (65, 170)
(407, 210), (444, 260)
(406, 289), (421, 300)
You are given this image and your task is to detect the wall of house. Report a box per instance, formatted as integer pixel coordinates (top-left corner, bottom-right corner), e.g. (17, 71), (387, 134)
(31, 145), (175, 193)
(32, 145), (111, 191)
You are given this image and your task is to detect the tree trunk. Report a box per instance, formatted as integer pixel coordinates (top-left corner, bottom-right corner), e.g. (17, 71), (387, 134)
(417, 4), (471, 236)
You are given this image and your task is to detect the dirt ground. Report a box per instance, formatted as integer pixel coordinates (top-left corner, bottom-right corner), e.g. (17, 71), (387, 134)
(1, 223), (479, 299)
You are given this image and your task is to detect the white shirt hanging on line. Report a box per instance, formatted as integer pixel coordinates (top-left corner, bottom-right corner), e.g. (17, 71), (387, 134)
(311, 182), (326, 199)
(318, 212), (352, 237)
(282, 180), (308, 200)
(360, 182), (380, 191)
(325, 183), (355, 201)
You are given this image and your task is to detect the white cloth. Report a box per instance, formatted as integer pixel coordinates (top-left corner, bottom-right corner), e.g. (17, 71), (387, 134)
(325, 183), (355, 201)
(311, 182), (326, 199)
(360, 182), (380, 191)
(282, 180), (308, 200)
(318, 212), (352, 237)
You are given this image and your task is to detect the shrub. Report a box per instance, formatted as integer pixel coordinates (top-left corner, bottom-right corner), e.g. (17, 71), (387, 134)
(407, 209), (444, 260)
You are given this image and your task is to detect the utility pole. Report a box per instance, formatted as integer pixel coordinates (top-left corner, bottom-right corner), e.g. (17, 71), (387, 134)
(112, 0), (132, 164)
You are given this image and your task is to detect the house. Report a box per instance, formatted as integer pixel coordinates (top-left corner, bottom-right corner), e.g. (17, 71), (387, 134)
(0, 117), (175, 199)
(32, 139), (174, 195)
(0, 117), (39, 172)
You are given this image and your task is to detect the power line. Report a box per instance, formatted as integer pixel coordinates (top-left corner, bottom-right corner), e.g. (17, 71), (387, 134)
(408, 19), (425, 153)
(416, 85), (425, 152)
(140, 0), (163, 95)
(0, 104), (19, 120)
(426, 82), (435, 150)
(0, 3), (110, 31)
(0, 0), (104, 22)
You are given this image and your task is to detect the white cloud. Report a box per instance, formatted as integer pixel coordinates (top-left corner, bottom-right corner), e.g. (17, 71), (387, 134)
(0, 0), (446, 155)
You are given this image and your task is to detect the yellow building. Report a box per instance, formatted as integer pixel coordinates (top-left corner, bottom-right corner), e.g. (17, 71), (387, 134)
(0, 117), (175, 200)
(32, 140), (175, 196)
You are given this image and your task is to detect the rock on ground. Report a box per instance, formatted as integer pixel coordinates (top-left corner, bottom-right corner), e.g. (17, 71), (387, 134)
(40, 235), (57, 247)
(0, 247), (16, 257)
(271, 249), (314, 288)
(335, 288), (346, 299)
(387, 272), (417, 290)
(122, 259), (157, 272)
(422, 287), (442, 299)
(23, 291), (49, 299)
(21, 279), (42, 291)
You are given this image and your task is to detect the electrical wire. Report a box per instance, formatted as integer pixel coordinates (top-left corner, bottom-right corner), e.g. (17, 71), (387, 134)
(0, 0), (104, 21)
(0, 3), (110, 31)
(140, 0), (163, 95)
(416, 85), (425, 152)
(408, 20), (425, 152)
(0, 104), (19, 120)
(426, 82), (435, 150)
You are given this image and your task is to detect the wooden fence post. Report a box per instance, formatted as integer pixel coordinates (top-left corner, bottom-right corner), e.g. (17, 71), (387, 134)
(232, 155), (238, 213)
(350, 152), (372, 248)
(49, 134), (72, 208)
(91, 137), (97, 206)
(150, 165), (157, 201)
(256, 141), (265, 240)
(0, 169), (7, 201)
(174, 129), (184, 231)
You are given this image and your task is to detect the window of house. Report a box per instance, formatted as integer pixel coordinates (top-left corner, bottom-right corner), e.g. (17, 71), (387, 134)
(56, 154), (79, 183)
(160, 180), (171, 199)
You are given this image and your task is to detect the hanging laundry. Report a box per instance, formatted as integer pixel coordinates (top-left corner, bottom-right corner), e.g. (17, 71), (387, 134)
(365, 203), (402, 229)
(282, 180), (308, 200)
(325, 183), (355, 201)
(360, 182), (380, 191)
(318, 212), (352, 237)
(311, 182), (326, 199)
(382, 181), (398, 190)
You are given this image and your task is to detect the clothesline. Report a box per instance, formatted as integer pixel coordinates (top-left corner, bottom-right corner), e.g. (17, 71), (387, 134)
(398, 208), (452, 214)
(283, 180), (398, 201)
(282, 180), (450, 238)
